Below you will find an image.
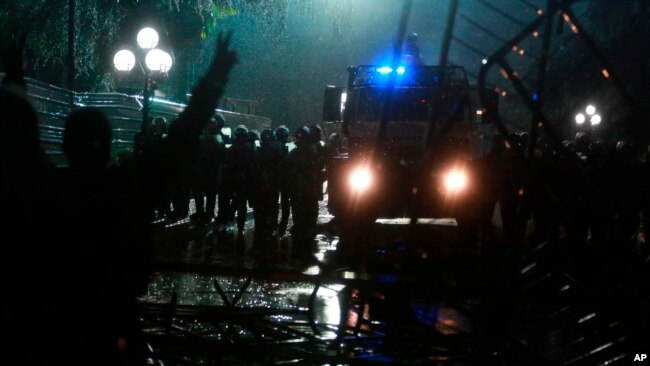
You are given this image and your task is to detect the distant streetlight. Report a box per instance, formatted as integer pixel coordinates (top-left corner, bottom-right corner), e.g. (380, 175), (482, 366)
(590, 114), (601, 126)
(575, 104), (602, 133)
(113, 27), (173, 126)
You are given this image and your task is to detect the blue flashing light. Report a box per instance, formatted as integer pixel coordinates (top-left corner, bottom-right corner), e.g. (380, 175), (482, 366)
(532, 93), (539, 101)
(377, 66), (393, 74)
(396, 66), (406, 75)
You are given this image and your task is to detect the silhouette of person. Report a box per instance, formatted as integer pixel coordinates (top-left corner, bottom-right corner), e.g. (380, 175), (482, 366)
(58, 107), (143, 365)
(2, 31), (238, 365)
(1, 34), (67, 366)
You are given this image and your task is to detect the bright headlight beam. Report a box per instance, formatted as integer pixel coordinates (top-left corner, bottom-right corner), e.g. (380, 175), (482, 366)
(349, 166), (372, 192)
(444, 169), (468, 193)
(396, 66), (405, 75)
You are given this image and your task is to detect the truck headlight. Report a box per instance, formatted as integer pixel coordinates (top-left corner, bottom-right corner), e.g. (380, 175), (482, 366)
(443, 168), (468, 193)
(349, 166), (373, 192)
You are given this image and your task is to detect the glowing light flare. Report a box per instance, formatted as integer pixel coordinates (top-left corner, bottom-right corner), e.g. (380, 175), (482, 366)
(137, 27), (159, 49)
(575, 113), (586, 124)
(113, 49), (135, 72)
(349, 166), (373, 192)
(443, 168), (468, 194)
(376, 66), (406, 75)
(532, 31), (540, 37)
(481, 58), (488, 65)
(590, 114), (601, 126)
(537, 9), (544, 15)
(601, 69), (610, 78)
(586, 105), (596, 115)
(145, 49), (173, 72)
(340, 92), (347, 103)
(377, 66), (393, 74)
(561, 13), (579, 34)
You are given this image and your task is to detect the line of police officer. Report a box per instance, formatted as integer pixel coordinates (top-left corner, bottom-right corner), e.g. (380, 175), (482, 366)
(135, 116), (328, 255)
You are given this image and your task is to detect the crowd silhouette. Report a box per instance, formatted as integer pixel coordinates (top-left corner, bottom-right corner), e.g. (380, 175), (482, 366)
(1, 32), (236, 365)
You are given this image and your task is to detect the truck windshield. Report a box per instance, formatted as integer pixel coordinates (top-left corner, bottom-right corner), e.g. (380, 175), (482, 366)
(354, 87), (433, 122)
(352, 65), (469, 88)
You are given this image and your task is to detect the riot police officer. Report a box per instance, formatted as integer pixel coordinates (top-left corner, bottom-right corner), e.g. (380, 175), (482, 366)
(310, 124), (327, 202)
(192, 118), (225, 222)
(252, 129), (284, 246)
(276, 125), (291, 236)
(227, 125), (254, 232)
(287, 126), (320, 257)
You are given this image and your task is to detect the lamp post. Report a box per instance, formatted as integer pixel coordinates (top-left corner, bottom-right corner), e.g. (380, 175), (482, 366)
(113, 27), (173, 126)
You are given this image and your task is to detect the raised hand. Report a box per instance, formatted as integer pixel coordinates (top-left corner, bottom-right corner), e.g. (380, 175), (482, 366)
(169, 30), (238, 145)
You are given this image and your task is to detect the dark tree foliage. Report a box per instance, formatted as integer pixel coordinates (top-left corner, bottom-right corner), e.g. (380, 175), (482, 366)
(0, 0), (237, 92)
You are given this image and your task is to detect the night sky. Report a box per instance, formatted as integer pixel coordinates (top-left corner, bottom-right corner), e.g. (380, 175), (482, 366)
(201, 0), (556, 128)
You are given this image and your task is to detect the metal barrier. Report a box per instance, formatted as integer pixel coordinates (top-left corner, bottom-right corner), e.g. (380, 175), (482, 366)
(1, 74), (272, 166)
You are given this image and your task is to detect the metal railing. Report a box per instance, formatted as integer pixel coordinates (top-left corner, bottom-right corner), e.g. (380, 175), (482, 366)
(1, 74), (272, 166)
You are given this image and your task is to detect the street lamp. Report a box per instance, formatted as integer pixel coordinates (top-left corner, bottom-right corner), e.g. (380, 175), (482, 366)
(113, 27), (173, 125)
(137, 27), (159, 49)
(574, 104), (602, 140)
(575, 105), (602, 126)
(113, 50), (136, 72)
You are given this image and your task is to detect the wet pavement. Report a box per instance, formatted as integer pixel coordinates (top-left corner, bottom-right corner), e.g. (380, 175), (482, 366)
(139, 196), (644, 365)
(139, 196), (482, 365)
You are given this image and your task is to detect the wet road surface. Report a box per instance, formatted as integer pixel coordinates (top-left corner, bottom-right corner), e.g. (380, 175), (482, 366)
(139, 196), (643, 365)
(140, 195), (484, 365)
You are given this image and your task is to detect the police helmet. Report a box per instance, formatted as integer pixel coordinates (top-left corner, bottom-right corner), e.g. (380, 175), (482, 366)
(294, 126), (310, 142)
(562, 140), (576, 151)
(234, 125), (249, 143)
(575, 132), (590, 151)
(248, 130), (260, 143)
(261, 129), (276, 143)
(310, 124), (323, 142)
(213, 113), (226, 129)
(152, 116), (167, 136)
(206, 119), (220, 135)
(275, 125), (289, 143)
